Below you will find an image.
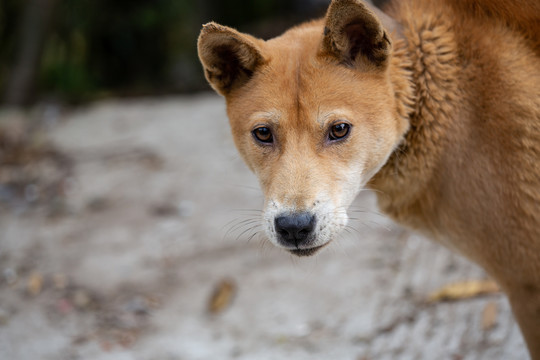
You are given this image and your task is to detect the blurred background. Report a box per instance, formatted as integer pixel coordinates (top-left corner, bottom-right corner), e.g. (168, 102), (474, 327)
(0, 1), (526, 359)
(0, 0), (336, 107)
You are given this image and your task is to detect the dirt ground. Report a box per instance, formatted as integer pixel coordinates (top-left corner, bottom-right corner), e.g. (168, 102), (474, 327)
(0, 94), (528, 360)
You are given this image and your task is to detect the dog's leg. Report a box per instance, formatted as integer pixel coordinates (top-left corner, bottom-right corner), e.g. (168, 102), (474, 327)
(508, 285), (540, 359)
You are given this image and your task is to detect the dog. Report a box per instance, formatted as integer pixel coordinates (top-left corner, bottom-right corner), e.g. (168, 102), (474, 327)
(198, 0), (540, 356)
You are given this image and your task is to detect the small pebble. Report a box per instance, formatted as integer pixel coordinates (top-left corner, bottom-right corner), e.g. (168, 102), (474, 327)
(151, 204), (179, 217)
(57, 298), (73, 314)
(24, 184), (39, 203)
(178, 200), (194, 217)
(3, 268), (18, 285)
(0, 307), (9, 325)
(124, 296), (149, 315)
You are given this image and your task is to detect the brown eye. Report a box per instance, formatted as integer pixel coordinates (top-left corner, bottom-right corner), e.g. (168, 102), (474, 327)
(252, 126), (273, 144)
(329, 122), (351, 141)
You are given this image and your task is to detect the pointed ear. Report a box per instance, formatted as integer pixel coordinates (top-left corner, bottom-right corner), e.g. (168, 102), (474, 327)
(198, 22), (266, 96)
(320, 0), (392, 69)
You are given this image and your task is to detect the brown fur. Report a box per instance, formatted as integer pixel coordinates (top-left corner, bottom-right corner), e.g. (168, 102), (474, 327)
(198, 0), (540, 356)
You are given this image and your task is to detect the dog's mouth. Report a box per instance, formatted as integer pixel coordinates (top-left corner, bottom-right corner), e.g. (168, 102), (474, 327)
(288, 243), (327, 257)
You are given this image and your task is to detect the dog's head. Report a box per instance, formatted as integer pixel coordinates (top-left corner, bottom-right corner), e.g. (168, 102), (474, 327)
(198, 0), (409, 256)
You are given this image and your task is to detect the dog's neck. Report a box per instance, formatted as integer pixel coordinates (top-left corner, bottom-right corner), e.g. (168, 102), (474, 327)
(369, 9), (461, 229)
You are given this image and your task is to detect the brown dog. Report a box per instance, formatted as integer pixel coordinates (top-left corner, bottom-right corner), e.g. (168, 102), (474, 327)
(198, 0), (540, 356)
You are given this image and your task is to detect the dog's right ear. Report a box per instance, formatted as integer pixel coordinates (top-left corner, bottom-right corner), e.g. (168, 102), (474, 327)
(198, 22), (265, 96)
(320, 0), (392, 70)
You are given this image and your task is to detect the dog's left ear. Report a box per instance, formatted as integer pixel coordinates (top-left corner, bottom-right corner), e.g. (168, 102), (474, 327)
(321, 0), (393, 69)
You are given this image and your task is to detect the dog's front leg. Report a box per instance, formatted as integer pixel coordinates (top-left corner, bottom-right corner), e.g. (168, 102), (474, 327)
(507, 284), (540, 359)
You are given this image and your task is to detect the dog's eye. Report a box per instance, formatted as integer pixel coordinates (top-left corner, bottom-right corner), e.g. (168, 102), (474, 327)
(329, 122), (351, 141)
(252, 126), (273, 144)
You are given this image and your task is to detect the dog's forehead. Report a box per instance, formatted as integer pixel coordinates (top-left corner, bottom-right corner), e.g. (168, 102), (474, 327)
(251, 39), (338, 120)
(228, 24), (391, 131)
(262, 25), (325, 78)
(259, 29), (378, 103)
(250, 68), (364, 128)
(265, 21), (323, 56)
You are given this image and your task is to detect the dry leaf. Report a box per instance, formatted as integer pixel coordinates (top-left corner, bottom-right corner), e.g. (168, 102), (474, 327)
(208, 279), (236, 314)
(427, 280), (500, 303)
(482, 301), (498, 331)
(73, 290), (91, 309)
(100, 340), (114, 352)
(27, 272), (44, 296)
(53, 273), (68, 290)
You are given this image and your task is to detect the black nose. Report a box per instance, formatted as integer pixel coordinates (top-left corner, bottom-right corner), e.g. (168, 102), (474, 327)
(274, 212), (316, 248)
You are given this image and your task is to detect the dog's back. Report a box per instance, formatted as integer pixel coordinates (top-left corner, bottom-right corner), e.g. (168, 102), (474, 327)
(444, 0), (539, 54)
(373, 0), (540, 264)
(373, 0), (540, 276)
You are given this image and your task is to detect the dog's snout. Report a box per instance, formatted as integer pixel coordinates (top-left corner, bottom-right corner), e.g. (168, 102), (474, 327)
(274, 212), (316, 247)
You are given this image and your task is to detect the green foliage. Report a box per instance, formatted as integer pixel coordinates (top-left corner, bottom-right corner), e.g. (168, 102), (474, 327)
(39, 0), (182, 100)
(2, 0), (319, 103)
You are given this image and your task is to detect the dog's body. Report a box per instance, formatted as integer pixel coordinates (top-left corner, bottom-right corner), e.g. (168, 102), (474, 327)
(198, 0), (540, 356)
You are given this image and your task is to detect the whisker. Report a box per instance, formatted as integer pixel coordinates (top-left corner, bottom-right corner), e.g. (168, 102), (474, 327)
(229, 219), (260, 231)
(347, 209), (387, 217)
(343, 227), (354, 236)
(345, 225), (362, 236)
(335, 233), (357, 257)
(362, 187), (386, 196)
(222, 217), (261, 240)
(246, 230), (261, 244)
(235, 225), (262, 242)
(223, 217), (258, 231)
(369, 221), (392, 232)
(221, 217), (254, 232)
(258, 237), (273, 256)
(226, 220), (261, 239)
(228, 184), (262, 192)
(230, 209), (263, 213)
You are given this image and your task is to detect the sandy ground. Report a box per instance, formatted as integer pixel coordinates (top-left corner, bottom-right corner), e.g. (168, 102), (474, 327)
(0, 94), (528, 360)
